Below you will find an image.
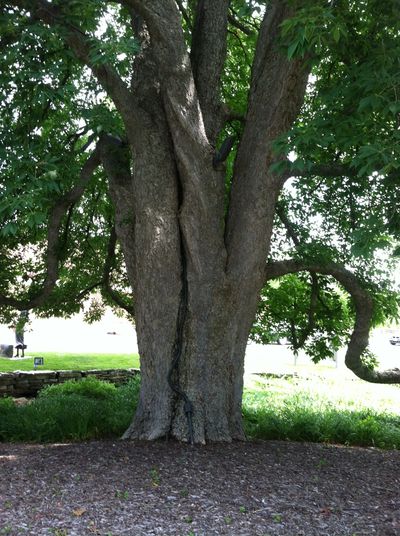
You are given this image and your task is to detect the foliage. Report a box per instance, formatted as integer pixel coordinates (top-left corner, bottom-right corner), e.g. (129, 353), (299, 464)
(243, 379), (400, 449)
(38, 377), (118, 400)
(0, 2), (130, 320)
(0, 377), (140, 442)
(258, 0), (400, 359)
(0, 0), (399, 363)
(251, 273), (353, 361)
(274, 0), (400, 266)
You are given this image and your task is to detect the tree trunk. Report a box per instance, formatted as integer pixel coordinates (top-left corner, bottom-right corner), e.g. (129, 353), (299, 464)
(123, 273), (248, 443)
(112, 1), (309, 443)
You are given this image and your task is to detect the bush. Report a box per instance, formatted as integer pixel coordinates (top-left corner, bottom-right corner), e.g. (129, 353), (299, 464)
(0, 397), (16, 413)
(38, 377), (117, 400)
(0, 377), (140, 443)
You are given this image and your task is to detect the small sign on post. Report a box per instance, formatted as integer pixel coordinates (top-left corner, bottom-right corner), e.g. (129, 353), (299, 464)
(33, 357), (44, 370)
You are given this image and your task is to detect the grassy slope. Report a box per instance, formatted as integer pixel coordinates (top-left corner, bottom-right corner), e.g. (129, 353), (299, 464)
(0, 352), (140, 372)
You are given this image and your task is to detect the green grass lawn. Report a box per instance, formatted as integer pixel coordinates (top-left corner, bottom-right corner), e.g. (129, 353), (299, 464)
(0, 352), (140, 372)
(246, 372), (400, 414)
(243, 374), (400, 448)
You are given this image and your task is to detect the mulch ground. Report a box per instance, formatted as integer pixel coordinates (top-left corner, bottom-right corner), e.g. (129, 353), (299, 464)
(0, 439), (399, 536)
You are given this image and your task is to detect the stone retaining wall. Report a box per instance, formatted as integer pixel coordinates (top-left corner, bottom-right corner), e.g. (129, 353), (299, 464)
(0, 368), (140, 398)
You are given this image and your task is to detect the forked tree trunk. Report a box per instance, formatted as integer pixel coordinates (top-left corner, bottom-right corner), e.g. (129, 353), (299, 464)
(5, 0), (310, 443)
(7, 1), (400, 445)
(105, 1), (309, 443)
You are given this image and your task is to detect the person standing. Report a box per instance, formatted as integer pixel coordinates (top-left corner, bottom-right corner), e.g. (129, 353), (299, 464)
(13, 310), (29, 358)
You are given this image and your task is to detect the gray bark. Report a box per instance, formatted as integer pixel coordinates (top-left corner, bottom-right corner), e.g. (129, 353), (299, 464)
(190, 0), (230, 143)
(103, 1), (310, 442)
(222, 2), (311, 409)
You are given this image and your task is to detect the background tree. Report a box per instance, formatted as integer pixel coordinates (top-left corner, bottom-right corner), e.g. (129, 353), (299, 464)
(1, 0), (400, 443)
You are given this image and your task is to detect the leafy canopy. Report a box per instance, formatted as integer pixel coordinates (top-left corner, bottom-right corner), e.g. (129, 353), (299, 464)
(0, 0), (399, 361)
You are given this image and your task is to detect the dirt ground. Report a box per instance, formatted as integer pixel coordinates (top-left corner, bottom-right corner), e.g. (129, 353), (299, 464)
(0, 439), (399, 536)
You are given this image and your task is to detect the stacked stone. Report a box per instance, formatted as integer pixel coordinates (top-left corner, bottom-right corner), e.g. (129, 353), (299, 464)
(0, 368), (140, 398)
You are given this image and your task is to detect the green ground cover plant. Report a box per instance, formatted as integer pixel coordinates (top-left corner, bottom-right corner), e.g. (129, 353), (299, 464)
(0, 374), (399, 448)
(0, 377), (140, 442)
(242, 376), (400, 449)
(0, 352), (140, 372)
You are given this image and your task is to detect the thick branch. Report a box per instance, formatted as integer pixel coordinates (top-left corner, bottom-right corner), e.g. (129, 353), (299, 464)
(226, 1), (310, 282)
(266, 260), (400, 384)
(190, 0), (230, 143)
(0, 146), (102, 310)
(11, 0), (133, 122)
(124, 1), (227, 279)
(102, 226), (135, 317)
(98, 134), (137, 291)
(280, 161), (357, 182)
(123, 0), (214, 157)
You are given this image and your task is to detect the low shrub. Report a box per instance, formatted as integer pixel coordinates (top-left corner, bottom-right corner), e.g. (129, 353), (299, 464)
(0, 377), (140, 443)
(0, 397), (16, 413)
(39, 377), (118, 400)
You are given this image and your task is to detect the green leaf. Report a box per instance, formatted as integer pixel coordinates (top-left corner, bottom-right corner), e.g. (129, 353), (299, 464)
(389, 102), (400, 114)
(287, 41), (299, 60)
(333, 27), (341, 43)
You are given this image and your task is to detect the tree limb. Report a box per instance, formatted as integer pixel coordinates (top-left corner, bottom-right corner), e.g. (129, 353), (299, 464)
(282, 160), (399, 184)
(227, 28), (252, 67)
(98, 134), (137, 291)
(10, 0), (133, 121)
(190, 0), (230, 143)
(122, 1), (228, 279)
(289, 162), (357, 181)
(76, 280), (103, 302)
(266, 259), (400, 383)
(102, 226), (135, 317)
(225, 1), (310, 283)
(0, 146), (102, 310)
(227, 13), (254, 36)
(275, 203), (301, 247)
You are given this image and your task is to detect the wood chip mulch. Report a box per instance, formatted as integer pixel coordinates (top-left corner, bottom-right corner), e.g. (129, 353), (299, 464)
(0, 439), (399, 535)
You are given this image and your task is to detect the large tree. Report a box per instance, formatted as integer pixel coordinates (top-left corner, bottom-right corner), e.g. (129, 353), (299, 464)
(1, 0), (400, 443)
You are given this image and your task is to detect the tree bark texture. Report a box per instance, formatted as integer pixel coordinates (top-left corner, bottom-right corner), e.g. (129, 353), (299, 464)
(114, 1), (310, 442)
